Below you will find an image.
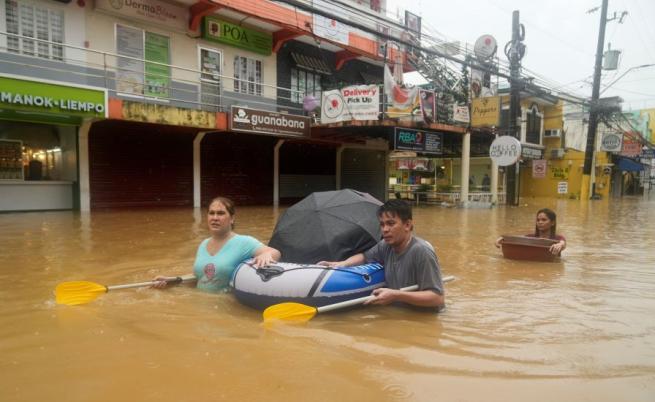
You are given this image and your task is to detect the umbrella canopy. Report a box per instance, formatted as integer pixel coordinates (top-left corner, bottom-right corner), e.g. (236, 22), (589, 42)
(269, 189), (383, 264)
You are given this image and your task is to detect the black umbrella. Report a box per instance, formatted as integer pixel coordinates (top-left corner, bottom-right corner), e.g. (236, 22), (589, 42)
(269, 189), (383, 264)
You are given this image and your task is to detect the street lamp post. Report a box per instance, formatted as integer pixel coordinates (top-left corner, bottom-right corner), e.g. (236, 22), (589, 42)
(600, 63), (655, 95)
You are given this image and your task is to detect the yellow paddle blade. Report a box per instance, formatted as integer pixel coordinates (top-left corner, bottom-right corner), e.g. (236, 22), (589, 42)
(55, 281), (108, 306)
(263, 302), (318, 323)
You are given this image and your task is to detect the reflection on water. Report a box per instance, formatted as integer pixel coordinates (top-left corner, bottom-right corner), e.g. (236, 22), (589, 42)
(1, 197), (654, 401)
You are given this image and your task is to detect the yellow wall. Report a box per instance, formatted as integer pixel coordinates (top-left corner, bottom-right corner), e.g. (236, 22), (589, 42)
(543, 101), (563, 130)
(521, 148), (611, 199)
(640, 108), (655, 142)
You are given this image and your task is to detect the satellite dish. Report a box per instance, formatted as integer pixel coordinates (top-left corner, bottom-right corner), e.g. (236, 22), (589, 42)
(474, 35), (497, 60)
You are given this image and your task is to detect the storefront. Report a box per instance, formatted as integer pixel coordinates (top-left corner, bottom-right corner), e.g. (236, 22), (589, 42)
(0, 75), (106, 211)
(387, 127), (496, 204)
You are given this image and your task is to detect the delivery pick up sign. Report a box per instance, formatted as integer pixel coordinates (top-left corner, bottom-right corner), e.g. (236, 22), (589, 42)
(490, 136), (522, 166)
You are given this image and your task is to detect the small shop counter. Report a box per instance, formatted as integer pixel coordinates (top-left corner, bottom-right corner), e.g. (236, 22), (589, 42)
(0, 181), (74, 211)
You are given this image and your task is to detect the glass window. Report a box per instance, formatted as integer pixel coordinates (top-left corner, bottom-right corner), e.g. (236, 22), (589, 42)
(4, 0), (65, 60)
(115, 25), (170, 98)
(290, 68), (323, 103)
(199, 48), (222, 111)
(233, 56), (262, 95)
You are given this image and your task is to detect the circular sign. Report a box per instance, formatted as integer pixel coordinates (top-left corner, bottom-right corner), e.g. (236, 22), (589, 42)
(601, 133), (622, 151)
(322, 93), (344, 119)
(474, 35), (497, 60)
(489, 136), (522, 166)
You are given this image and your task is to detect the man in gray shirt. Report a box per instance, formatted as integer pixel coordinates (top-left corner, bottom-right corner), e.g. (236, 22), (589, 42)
(319, 199), (445, 309)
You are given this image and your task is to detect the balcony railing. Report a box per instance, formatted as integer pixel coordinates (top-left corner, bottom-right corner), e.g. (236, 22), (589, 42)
(0, 31), (305, 115)
(1, 32), (464, 127)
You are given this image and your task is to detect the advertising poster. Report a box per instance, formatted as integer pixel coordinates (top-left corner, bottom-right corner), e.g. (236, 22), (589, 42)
(394, 128), (442, 155)
(144, 32), (170, 98)
(321, 85), (379, 123)
(116, 24), (144, 95)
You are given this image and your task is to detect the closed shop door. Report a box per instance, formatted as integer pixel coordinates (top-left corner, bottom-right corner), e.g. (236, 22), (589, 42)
(201, 133), (276, 206)
(341, 148), (386, 202)
(89, 122), (195, 208)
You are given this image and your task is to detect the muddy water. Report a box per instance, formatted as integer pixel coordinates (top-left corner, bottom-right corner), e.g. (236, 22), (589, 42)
(1, 198), (654, 402)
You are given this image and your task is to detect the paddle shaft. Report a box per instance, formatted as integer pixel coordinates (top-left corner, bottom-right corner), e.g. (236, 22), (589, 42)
(107, 274), (196, 292)
(316, 275), (454, 314)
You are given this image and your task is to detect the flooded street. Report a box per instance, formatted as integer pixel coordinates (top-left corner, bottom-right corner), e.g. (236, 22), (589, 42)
(1, 197), (654, 402)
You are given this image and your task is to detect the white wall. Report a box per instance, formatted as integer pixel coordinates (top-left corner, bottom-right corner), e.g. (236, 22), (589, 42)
(85, 8), (278, 98)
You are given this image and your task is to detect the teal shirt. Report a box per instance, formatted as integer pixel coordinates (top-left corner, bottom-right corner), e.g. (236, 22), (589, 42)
(193, 235), (263, 292)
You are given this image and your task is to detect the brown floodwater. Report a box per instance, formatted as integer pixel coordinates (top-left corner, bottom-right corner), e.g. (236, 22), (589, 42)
(1, 197), (654, 402)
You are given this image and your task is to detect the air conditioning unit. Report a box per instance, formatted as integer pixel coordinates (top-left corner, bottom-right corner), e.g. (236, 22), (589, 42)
(550, 148), (565, 159)
(544, 129), (562, 138)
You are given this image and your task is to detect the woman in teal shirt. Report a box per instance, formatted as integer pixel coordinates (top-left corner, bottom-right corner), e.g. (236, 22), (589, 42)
(153, 196), (281, 292)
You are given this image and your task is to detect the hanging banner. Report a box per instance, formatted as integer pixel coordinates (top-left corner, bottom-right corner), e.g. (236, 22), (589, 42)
(321, 85), (379, 123)
(384, 65), (419, 119)
(471, 96), (500, 127)
(394, 128), (442, 155)
(419, 90), (436, 124)
(532, 159), (547, 178)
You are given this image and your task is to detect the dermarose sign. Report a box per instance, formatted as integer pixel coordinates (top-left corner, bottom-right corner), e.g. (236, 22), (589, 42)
(0, 76), (107, 125)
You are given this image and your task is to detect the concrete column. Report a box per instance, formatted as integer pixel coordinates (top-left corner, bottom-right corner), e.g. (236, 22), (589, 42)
(491, 159), (499, 205)
(78, 119), (94, 212)
(193, 132), (207, 208)
(336, 146), (345, 190)
(460, 131), (471, 205)
(273, 139), (285, 207)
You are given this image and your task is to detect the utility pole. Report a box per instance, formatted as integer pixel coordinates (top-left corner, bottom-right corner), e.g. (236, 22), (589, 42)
(506, 10), (525, 206)
(581, 0), (609, 200)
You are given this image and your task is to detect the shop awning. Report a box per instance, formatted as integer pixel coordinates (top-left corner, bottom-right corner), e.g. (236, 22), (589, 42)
(617, 157), (644, 172)
(291, 53), (332, 75)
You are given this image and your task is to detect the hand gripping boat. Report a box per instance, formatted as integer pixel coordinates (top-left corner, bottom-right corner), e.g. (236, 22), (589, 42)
(231, 261), (385, 310)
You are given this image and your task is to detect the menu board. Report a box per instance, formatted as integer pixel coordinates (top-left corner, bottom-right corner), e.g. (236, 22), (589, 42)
(0, 140), (23, 180)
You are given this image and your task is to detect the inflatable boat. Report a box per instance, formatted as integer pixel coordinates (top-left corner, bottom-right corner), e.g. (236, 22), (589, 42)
(231, 261), (385, 310)
(500, 235), (559, 262)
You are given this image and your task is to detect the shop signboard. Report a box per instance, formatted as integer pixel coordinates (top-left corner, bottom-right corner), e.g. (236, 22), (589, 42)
(550, 166), (569, 180)
(230, 107), (310, 137)
(471, 96), (500, 127)
(95, 0), (189, 32)
(600, 132), (622, 152)
(393, 128), (442, 155)
(489, 135), (521, 166)
(321, 85), (379, 123)
(621, 137), (642, 157)
(521, 145), (544, 160)
(203, 17), (272, 55)
(532, 159), (546, 179)
(0, 75), (107, 125)
(640, 148), (654, 159)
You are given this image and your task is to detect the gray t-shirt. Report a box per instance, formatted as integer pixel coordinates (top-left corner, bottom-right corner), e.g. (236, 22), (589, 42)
(363, 236), (444, 295)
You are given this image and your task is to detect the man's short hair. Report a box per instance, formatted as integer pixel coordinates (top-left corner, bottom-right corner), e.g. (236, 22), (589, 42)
(377, 199), (412, 222)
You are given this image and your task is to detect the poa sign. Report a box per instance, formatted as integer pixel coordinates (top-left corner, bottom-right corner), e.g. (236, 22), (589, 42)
(489, 136), (521, 166)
